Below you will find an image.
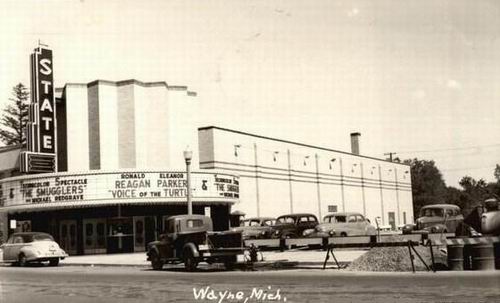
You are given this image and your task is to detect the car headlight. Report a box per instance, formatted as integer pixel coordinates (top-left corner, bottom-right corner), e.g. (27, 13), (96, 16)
(329, 230), (335, 236)
(302, 229), (314, 237)
(275, 230), (280, 235)
(261, 231), (267, 235)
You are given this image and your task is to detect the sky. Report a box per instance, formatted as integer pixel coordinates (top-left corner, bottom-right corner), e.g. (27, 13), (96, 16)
(0, 0), (499, 187)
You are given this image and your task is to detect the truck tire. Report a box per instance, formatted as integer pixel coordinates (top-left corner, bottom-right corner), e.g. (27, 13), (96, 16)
(183, 249), (198, 271)
(150, 252), (164, 270)
(223, 256), (237, 270)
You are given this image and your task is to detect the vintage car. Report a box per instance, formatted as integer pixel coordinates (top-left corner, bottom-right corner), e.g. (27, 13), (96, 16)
(0, 232), (67, 266)
(306, 212), (377, 237)
(413, 204), (464, 233)
(270, 213), (319, 238)
(401, 223), (417, 234)
(480, 198), (500, 235)
(146, 215), (247, 271)
(231, 217), (276, 239)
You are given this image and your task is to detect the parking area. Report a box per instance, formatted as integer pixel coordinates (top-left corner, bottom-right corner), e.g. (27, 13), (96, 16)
(50, 248), (368, 269)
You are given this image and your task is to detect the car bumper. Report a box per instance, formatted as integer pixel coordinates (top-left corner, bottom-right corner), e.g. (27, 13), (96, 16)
(27, 254), (67, 262)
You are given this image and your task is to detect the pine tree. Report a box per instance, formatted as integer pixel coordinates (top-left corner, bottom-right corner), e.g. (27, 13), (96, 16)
(0, 83), (29, 146)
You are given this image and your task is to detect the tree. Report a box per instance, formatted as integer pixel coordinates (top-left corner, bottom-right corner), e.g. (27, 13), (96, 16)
(494, 164), (500, 183)
(404, 158), (447, 215)
(458, 175), (491, 216)
(0, 83), (29, 146)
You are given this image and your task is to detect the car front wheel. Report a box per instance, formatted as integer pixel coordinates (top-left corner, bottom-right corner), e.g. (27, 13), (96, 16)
(18, 254), (27, 267)
(49, 258), (60, 267)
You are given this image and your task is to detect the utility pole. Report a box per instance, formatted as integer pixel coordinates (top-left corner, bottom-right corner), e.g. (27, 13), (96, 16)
(384, 152), (397, 162)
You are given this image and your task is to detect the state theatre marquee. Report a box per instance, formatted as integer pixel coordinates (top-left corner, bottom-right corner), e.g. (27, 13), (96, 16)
(0, 171), (239, 210)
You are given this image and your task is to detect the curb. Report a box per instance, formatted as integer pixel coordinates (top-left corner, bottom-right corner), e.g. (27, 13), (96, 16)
(61, 263), (150, 268)
(60, 260), (348, 269)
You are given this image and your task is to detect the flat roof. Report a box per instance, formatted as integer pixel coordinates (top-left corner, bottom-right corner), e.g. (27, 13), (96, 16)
(198, 126), (410, 166)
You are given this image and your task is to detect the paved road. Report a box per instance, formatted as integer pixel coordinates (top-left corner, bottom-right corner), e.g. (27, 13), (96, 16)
(1, 265), (500, 303)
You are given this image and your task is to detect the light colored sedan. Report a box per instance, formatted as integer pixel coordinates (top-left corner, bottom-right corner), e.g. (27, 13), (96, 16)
(306, 212), (377, 237)
(1, 232), (67, 266)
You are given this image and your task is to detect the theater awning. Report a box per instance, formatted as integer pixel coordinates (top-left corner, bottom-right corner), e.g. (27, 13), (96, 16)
(1, 198), (235, 214)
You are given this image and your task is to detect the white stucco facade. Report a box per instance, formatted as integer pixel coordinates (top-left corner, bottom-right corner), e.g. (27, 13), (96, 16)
(198, 126), (414, 228)
(59, 80), (198, 172)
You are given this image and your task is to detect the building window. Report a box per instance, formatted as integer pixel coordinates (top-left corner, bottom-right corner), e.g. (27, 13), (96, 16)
(328, 205), (338, 213)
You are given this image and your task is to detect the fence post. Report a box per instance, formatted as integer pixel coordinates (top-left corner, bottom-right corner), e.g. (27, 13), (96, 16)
(322, 236), (329, 251)
(279, 237), (286, 252)
(421, 232), (428, 245)
(428, 241), (436, 272)
(408, 240), (415, 273)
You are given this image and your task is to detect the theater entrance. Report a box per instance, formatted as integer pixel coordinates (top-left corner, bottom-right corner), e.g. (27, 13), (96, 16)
(83, 218), (107, 254)
(59, 220), (77, 255)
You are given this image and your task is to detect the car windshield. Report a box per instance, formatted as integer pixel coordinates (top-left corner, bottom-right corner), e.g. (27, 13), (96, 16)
(263, 220), (276, 226)
(187, 219), (204, 228)
(23, 233), (54, 242)
(277, 217), (295, 224)
(335, 216), (346, 223)
(420, 208), (444, 217)
(240, 220), (260, 227)
(324, 215), (346, 223)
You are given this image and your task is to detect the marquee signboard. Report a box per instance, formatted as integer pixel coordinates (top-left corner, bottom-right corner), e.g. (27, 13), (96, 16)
(20, 46), (57, 173)
(0, 171), (239, 208)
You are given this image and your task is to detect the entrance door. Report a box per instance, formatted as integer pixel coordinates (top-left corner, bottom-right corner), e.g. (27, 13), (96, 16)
(388, 212), (396, 230)
(83, 219), (107, 255)
(60, 220), (77, 255)
(133, 216), (145, 252)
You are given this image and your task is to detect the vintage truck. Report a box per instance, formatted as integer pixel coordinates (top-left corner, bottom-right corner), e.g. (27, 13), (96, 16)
(146, 214), (248, 271)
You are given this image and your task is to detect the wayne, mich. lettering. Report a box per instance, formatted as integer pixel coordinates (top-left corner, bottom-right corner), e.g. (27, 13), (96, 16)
(193, 286), (286, 303)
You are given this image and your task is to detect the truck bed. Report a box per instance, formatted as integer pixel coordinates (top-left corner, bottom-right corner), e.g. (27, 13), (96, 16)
(207, 231), (243, 248)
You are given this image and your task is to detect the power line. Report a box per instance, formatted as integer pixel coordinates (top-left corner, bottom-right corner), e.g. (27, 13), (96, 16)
(441, 165), (498, 172)
(395, 143), (500, 155)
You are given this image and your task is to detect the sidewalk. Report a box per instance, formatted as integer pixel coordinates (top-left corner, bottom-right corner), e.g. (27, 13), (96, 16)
(60, 248), (368, 268)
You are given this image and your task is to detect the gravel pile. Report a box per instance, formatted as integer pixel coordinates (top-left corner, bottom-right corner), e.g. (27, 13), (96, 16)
(348, 245), (447, 272)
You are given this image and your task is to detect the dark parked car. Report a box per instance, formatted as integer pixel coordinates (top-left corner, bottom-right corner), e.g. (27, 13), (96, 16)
(231, 217), (276, 239)
(270, 213), (319, 238)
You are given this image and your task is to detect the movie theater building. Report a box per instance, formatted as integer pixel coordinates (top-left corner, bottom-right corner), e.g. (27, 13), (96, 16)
(0, 78), (240, 255)
(0, 47), (413, 255)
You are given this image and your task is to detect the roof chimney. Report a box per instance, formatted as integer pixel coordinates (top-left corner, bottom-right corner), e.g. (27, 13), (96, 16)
(350, 132), (361, 155)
